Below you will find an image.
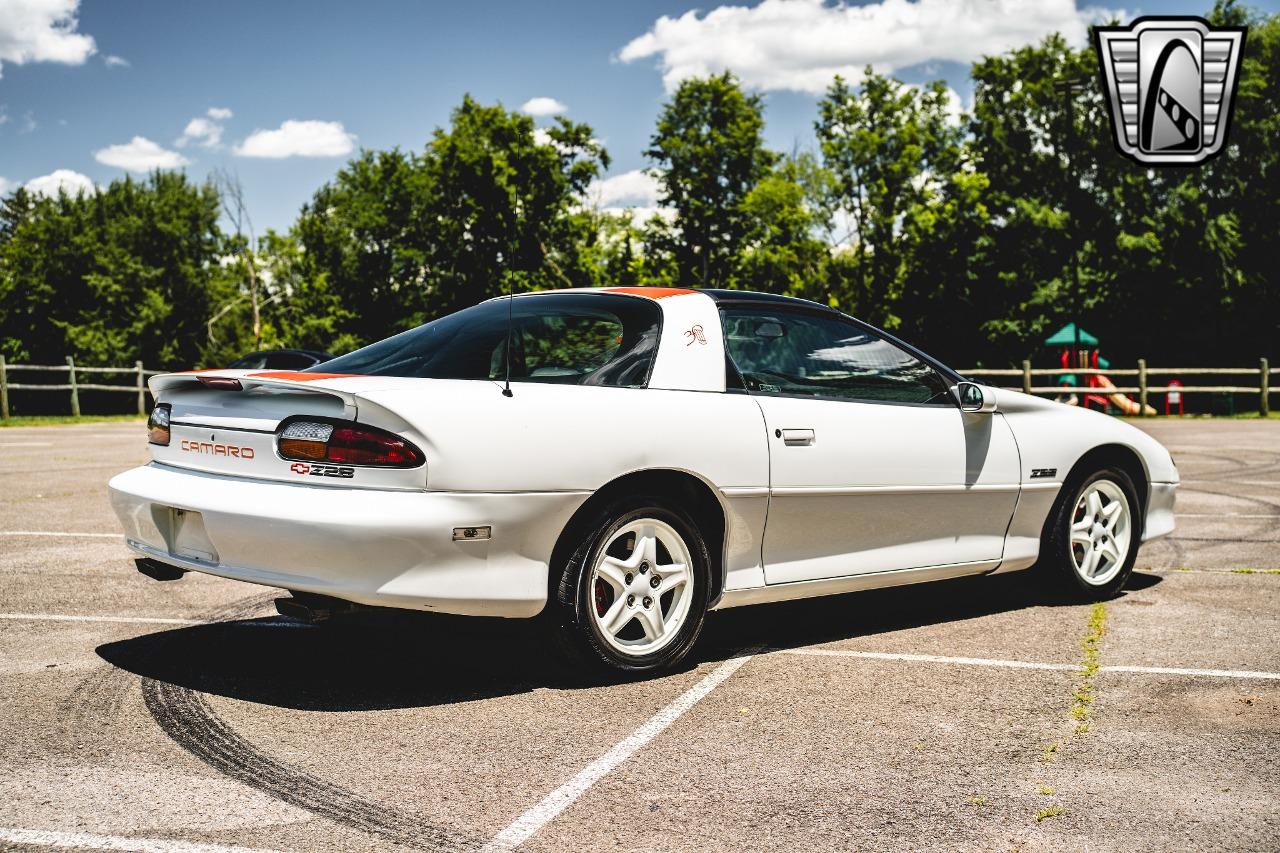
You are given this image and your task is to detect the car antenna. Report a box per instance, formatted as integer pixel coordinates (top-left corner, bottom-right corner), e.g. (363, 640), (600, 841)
(501, 260), (514, 398)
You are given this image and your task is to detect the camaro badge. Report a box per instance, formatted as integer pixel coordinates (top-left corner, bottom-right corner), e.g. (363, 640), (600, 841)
(1095, 17), (1246, 165)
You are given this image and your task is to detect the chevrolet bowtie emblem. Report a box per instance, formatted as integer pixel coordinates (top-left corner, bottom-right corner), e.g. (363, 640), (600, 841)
(1095, 16), (1246, 165)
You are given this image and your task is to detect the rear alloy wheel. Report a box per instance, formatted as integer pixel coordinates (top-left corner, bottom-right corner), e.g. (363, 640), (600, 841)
(551, 502), (709, 676)
(1044, 466), (1141, 599)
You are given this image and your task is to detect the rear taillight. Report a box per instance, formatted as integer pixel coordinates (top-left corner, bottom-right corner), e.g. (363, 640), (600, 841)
(148, 403), (171, 446)
(276, 419), (423, 468)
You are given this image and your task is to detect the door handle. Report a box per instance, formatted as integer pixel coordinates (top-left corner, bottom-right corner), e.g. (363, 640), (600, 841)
(780, 428), (815, 446)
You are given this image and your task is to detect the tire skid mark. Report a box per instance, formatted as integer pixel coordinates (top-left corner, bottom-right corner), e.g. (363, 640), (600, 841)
(133, 590), (477, 852)
(59, 593), (279, 724)
(142, 679), (473, 852)
(65, 590), (472, 850)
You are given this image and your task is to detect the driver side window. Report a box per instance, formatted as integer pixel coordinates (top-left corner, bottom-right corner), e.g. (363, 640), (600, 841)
(721, 306), (952, 405)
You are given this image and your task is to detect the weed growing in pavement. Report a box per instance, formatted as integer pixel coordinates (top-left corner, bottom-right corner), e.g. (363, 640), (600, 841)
(969, 796), (988, 806)
(1031, 603), (1108, 819)
(1035, 805), (1064, 823)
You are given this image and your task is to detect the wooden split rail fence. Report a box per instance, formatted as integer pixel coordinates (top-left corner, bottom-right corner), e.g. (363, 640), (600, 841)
(961, 358), (1274, 416)
(0, 357), (163, 421)
(0, 356), (1274, 421)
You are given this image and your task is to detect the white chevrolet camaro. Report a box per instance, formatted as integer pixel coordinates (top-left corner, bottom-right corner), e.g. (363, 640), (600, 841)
(110, 288), (1178, 674)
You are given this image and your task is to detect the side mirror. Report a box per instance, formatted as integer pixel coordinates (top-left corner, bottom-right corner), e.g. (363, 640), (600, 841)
(953, 381), (997, 414)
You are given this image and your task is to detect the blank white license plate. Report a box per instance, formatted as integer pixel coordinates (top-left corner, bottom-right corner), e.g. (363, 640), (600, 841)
(170, 508), (218, 564)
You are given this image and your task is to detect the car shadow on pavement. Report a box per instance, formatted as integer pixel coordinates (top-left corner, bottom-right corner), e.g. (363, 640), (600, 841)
(96, 570), (1161, 712)
(696, 569), (1161, 659)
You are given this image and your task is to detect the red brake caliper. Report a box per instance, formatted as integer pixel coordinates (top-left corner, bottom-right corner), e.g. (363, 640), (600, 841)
(594, 578), (612, 617)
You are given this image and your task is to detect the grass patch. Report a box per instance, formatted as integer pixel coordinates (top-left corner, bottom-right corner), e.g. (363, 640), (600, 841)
(1040, 742), (1060, 763)
(1035, 805), (1064, 823)
(1038, 785), (1055, 796)
(968, 796), (988, 806)
(0, 414), (145, 428)
(1069, 604), (1106, 727)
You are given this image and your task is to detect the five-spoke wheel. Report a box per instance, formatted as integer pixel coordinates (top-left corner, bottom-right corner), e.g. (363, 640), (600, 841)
(1044, 466), (1141, 599)
(589, 519), (694, 656)
(1068, 479), (1133, 586)
(550, 501), (709, 676)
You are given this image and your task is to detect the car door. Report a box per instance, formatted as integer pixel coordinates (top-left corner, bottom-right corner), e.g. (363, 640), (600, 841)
(720, 304), (1021, 585)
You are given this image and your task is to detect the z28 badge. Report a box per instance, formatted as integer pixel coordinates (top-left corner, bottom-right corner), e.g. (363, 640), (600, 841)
(288, 462), (355, 478)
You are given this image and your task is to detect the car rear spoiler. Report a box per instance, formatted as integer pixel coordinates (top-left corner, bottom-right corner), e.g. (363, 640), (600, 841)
(149, 370), (364, 419)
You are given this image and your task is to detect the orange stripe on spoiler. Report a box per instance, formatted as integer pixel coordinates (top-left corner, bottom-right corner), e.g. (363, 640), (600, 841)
(604, 287), (698, 299)
(248, 371), (362, 382)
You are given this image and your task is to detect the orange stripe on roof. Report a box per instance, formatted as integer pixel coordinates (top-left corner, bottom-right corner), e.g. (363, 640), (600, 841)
(248, 371), (361, 382)
(604, 287), (698, 299)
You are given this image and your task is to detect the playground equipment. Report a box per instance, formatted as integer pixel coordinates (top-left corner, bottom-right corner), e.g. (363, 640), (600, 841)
(1044, 323), (1157, 416)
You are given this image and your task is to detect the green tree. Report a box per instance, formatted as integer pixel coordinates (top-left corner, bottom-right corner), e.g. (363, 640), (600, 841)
(646, 72), (777, 288)
(293, 96), (609, 352)
(0, 173), (224, 369)
(737, 153), (832, 299)
(816, 72), (965, 328)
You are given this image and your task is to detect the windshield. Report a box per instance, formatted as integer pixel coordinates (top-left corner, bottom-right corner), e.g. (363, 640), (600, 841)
(313, 293), (661, 388)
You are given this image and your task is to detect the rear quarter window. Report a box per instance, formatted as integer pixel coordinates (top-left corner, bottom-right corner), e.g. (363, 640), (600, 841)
(315, 293), (661, 388)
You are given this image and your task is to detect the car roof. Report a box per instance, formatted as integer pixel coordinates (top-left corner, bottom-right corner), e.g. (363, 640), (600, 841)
(698, 289), (836, 312)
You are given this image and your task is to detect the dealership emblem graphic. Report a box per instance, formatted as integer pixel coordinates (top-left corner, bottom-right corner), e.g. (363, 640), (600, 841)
(1095, 17), (1246, 165)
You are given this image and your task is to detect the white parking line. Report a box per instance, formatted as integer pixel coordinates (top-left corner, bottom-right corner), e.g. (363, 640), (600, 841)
(481, 651), (756, 852)
(0, 612), (202, 626)
(0, 613), (311, 629)
(782, 648), (1078, 671)
(0, 827), (282, 852)
(776, 648), (1280, 681)
(1103, 664), (1280, 680)
(1177, 513), (1280, 518)
(0, 531), (125, 538)
(0, 441), (53, 447)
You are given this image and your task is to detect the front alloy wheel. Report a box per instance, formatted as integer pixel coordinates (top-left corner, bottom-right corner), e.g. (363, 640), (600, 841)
(1068, 479), (1133, 586)
(1043, 466), (1141, 599)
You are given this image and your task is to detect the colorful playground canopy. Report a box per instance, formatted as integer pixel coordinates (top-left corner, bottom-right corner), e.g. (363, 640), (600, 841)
(1044, 322), (1099, 347)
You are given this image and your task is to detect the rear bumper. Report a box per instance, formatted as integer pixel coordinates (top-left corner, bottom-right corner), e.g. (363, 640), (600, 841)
(108, 463), (589, 618)
(1143, 481), (1178, 542)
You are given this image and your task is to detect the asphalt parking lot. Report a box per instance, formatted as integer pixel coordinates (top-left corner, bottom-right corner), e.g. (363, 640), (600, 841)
(1, 419), (1277, 852)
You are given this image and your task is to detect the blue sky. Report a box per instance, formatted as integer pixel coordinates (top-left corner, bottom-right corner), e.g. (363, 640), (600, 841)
(2, 0), (1274, 233)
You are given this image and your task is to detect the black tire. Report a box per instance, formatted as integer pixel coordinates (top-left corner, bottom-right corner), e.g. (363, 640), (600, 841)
(1041, 465), (1143, 600)
(548, 498), (710, 677)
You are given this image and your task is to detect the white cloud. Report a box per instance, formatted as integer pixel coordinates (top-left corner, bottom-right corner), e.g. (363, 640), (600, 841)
(0, 175), (12, 194)
(586, 169), (661, 208)
(24, 168), (93, 196)
(102, 53), (128, 68)
(584, 169), (672, 228)
(94, 136), (191, 171)
(619, 0), (1118, 93)
(177, 117), (221, 148)
(176, 107), (234, 148)
(520, 96), (568, 116)
(233, 119), (356, 158)
(0, 0), (97, 78)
